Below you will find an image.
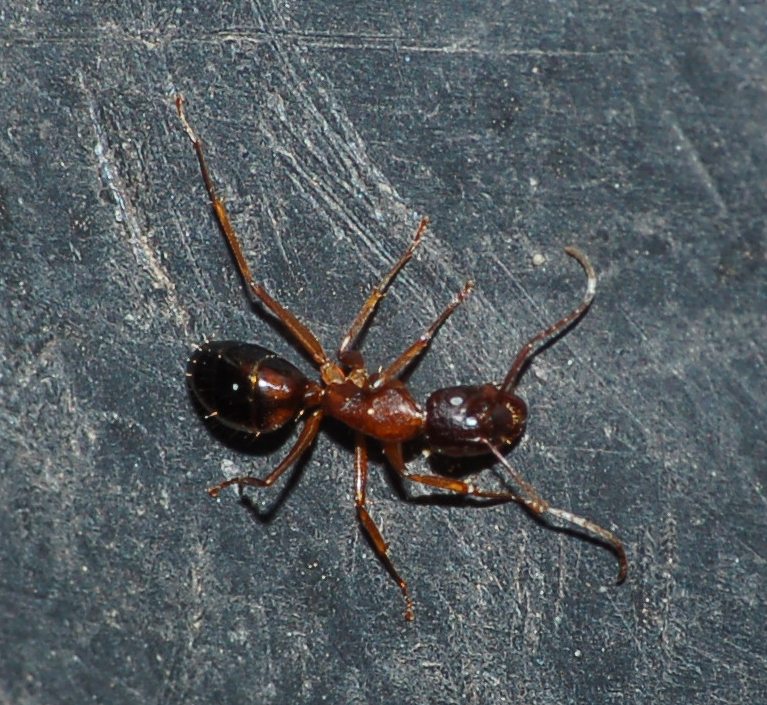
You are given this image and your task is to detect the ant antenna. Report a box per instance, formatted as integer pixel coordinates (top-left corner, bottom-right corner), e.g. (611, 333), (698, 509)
(484, 442), (627, 583)
(501, 247), (596, 393)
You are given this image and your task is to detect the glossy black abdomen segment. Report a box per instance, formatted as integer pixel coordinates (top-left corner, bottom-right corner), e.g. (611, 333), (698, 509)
(187, 341), (319, 434)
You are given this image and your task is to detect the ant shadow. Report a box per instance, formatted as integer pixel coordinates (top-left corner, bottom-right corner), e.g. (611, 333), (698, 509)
(189, 393), (310, 522)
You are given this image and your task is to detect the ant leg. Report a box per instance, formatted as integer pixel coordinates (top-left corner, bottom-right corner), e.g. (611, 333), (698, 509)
(176, 95), (330, 368)
(355, 434), (414, 621)
(383, 443), (525, 501)
(337, 217), (430, 363)
(207, 410), (323, 497)
(371, 280), (474, 389)
(382, 443), (627, 584)
(502, 247), (596, 392)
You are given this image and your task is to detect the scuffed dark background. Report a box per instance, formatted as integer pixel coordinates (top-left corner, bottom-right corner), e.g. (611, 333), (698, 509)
(1, 2), (765, 704)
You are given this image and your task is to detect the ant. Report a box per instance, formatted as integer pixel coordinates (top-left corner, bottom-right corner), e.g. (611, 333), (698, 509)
(176, 96), (627, 621)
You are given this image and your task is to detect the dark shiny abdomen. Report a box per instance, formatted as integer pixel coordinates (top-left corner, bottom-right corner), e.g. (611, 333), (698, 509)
(187, 341), (319, 434)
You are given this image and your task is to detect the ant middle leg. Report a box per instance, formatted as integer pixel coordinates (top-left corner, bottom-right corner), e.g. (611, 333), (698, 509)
(337, 217), (430, 364)
(354, 434), (414, 621)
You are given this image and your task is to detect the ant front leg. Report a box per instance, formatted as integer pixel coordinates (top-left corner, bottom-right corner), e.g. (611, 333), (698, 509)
(371, 280), (474, 389)
(383, 443), (525, 502)
(354, 434), (414, 621)
(382, 442), (627, 584)
(336, 215), (473, 385)
(207, 410), (324, 497)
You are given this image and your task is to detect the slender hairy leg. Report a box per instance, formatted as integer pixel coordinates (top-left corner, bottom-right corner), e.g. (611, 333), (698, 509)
(382, 442), (627, 583)
(371, 280), (474, 389)
(355, 434), (414, 621)
(176, 95), (330, 367)
(337, 217), (430, 362)
(383, 443), (525, 501)
(207, 410), (324, 497)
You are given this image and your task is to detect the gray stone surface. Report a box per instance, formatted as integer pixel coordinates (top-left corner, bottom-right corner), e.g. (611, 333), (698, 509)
(1, 2), (764, 703)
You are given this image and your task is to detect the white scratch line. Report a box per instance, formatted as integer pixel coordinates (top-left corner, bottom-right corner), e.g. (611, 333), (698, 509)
(80, 74), (189, 331)
(668, 117), (729, 216)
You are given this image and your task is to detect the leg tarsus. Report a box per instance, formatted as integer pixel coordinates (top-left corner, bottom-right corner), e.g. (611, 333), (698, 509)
(337, 217), (430, 359)
(355, 435), (414, 621)
(207, 410), (323, 498)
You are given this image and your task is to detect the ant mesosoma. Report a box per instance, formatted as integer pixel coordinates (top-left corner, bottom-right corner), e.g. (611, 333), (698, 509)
(177, 96), (627, 621)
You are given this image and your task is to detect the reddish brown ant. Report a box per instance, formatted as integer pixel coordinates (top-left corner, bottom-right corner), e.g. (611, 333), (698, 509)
(177, 96), (627, 621)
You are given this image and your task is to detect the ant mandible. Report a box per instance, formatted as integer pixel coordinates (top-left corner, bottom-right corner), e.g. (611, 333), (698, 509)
(176, 96), (627, 621)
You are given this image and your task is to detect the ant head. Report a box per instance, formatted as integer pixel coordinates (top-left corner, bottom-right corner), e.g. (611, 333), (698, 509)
(424, 384), (527, 457)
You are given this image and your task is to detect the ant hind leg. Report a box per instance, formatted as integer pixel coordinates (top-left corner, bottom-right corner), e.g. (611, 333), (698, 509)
(176, 95), (330, 368)
(207, 410), (323, 497)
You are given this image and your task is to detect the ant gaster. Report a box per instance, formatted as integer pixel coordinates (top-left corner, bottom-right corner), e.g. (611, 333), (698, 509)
(177, 96), (627, 621)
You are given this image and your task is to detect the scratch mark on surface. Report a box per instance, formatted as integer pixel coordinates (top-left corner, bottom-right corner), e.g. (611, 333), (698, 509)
(191, 30), (635, 59)
(545, 444), (636, 456)
(0, 26), (636, 60)
(667, 114), (729, 217)
(79, 73), (190, 332)
(157, 532), (212, 705)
